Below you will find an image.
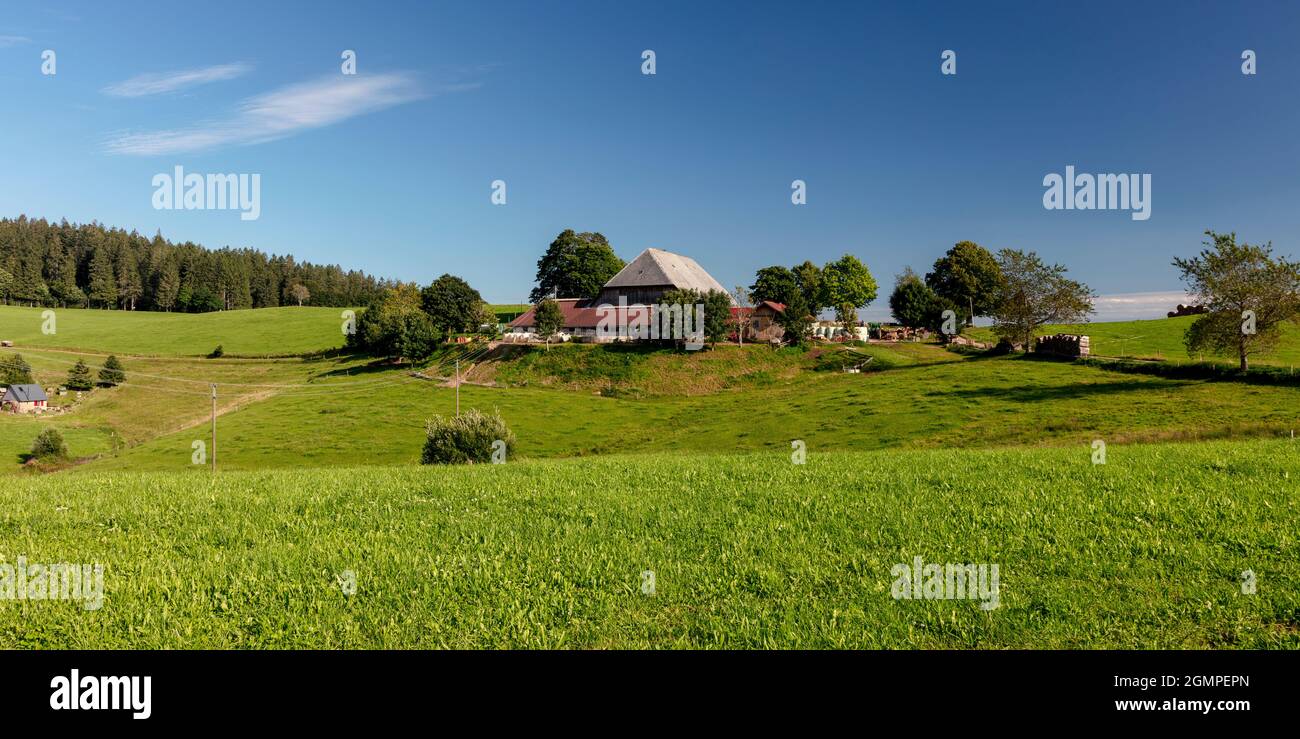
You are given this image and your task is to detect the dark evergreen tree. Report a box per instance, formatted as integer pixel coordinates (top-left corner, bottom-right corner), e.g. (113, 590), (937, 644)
(98, 355), (126, 386)
(66, 358), (94, 391)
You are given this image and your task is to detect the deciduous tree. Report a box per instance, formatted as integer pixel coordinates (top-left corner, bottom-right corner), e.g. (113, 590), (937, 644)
(990, 249), (1094, 351)
(1174, 230), (1300, 371)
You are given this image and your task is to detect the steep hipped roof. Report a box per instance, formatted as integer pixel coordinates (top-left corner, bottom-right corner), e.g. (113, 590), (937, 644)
(2, 384), (48, 403)
(602, 248), (729, 295)
(509, 299), (678, 330)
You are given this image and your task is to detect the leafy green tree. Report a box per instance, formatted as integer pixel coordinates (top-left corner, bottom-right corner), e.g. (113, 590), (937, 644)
(349, 284), (437, 361)
(750, 265), (799, 307)
(926, 241), (1003, 325)
(421, 274), (484, 340)
(890, 269), (952, 330)
(792, 260), (826, 314)
(289, 283), (310, 306)
(1, 353), (34, 385)
(821, 254), (878, 332)
(98, 355), (126, 386)
(533, 298), (565, 349)
(530, 230), (624, 302)
(990, 249), (1094, 351)
(31, 428), (68, 460)
(774, 292), (814, 347)
(1174, 230), (1300, 371)
(66, 358), (95, 391)
(660, 288), (732, 347)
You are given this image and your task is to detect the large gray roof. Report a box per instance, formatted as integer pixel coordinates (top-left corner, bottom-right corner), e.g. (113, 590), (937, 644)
(603, 248), (730, 295)
(3, 384), (47, 403)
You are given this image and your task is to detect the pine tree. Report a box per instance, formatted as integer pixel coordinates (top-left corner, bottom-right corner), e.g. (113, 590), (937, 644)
(98, 355), (126, 386)
(1, 353), (34, 385)
(66, 358), (94, 391)
(116, 247), (142, 310)
(153, 257), (180, 311)
(87, 248), (117, 308)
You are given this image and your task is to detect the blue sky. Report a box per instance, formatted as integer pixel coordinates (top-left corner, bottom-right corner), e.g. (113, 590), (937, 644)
(2, 0), (1299, 319)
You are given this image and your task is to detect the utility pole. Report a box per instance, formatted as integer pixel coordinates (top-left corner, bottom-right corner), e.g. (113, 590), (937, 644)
(455, 359), (460, 416)
(210, 383), (217, 475)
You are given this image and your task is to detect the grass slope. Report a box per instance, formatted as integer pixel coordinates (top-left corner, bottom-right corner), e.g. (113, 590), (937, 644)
(75, 350), (1300, 473)
(0, 304), (350, 356)
(3, 439), (1295, 648)
(0, 348), (377, 474)
(967, 316), (1300, 365)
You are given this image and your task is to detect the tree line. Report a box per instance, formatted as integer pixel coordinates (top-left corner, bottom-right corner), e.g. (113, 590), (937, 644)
(885, 233), (1300, 371)
(0, 215), (392, 312)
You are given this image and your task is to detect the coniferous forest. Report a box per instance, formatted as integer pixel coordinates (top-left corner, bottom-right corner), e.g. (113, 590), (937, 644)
(0, 215), (392, 311)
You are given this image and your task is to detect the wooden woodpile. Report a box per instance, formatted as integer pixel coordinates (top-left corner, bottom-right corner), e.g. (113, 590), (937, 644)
(1034, 333), (1090, 358)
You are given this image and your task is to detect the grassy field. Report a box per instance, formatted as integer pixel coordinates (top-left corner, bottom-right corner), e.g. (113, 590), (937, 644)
(57, 345), (1300, 474)
(2, 439), (1295, 648)
(0, 304), (350, 356)
(3, 307), (1298, 649)
(966, 315), (1300, 365)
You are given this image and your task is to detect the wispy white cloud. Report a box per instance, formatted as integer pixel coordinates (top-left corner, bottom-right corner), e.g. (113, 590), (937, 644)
(103, 62), (253, 97)
(0, 35), (32, 47)
(104, 72), (442, 156)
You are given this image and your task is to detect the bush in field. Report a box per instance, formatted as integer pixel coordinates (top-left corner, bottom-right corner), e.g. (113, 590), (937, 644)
(31, 428), (68, 460)
(422, 408), (516, 464)
(208, 344), (225, 359)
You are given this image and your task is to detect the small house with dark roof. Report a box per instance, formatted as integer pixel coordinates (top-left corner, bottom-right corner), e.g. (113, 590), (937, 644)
(2, 384), (49, 413)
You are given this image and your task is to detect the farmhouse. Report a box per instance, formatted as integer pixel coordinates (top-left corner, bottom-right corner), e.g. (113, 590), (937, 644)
(732, 301), (786, 342)
(595, 248), (730, 306)
(2, 384), (49, 413)
(508, 248), (733, 342)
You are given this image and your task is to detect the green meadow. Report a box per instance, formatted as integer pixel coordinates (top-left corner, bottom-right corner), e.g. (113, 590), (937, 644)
(0, 304), (350, 356)
(2, 440), (1295, 648)
(2, 308), (1299, 648)
(966, 315), (1300, 366)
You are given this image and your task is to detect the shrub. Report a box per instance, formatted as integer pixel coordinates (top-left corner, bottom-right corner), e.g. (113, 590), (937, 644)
(208, 345), (225, 358)
(31, 428), (68, 460)
(422, 408), (516, 464)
